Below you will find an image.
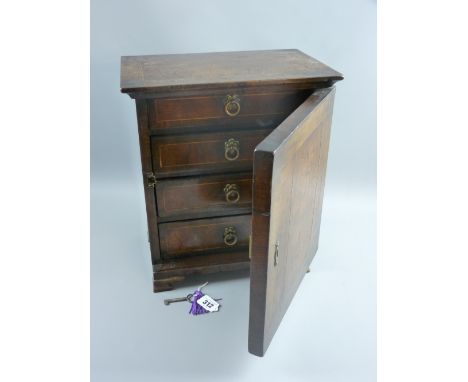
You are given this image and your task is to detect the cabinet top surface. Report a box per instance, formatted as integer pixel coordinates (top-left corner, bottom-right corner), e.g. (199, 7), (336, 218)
(120, 49), (343, 94)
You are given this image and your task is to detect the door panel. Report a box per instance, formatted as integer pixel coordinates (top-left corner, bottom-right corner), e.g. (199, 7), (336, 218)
(248, 88), (336, 357)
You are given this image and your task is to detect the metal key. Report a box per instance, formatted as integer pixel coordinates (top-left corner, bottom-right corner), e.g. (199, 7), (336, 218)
(164, 293), (222, 306)
(164, 293), (193, 306)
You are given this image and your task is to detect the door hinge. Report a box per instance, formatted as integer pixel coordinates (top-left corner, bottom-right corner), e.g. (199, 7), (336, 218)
(249, 235), (252, 260)
(145, 172), (157, 188)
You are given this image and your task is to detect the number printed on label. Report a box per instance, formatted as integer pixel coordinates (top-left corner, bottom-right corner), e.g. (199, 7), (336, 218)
(196, 295), (220, 312)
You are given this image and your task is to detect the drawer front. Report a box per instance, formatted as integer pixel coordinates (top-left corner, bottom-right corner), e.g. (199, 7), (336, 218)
(149, 90), (310, 131)
(156, 173), (252, 220)
(159, 215), (251, 258)
(151, 129), (270, 177)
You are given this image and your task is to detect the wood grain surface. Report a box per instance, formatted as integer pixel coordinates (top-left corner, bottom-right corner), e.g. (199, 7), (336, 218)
(156, 173), (253, 221)
(248, 88), (336, 356)
(159, 214), (251, 258)
(151, 129), (271, 178)
(121, 49), (342, 95)
(150, 90), (310, 130)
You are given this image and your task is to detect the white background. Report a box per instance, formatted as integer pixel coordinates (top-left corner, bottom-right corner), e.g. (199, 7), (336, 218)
(0, 1), (467, 382)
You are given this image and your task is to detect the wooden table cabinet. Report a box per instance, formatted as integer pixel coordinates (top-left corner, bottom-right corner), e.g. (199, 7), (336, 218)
(121, 49), (343, 356)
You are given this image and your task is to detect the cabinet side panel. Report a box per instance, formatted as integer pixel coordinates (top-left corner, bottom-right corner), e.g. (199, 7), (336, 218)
(135, 99), (161, 263)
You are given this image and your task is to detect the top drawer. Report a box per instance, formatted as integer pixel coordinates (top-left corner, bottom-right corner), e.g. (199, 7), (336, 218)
(149, 90), (310, 132)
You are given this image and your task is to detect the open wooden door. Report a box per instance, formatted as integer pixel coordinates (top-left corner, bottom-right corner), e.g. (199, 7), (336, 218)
(248, 87), (336, 356)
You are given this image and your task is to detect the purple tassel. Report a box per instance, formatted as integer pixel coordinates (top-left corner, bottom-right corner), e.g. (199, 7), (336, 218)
(189, 290), (209, 315)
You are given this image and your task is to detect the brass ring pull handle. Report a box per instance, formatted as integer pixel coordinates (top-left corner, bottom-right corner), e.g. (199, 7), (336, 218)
(224, 94), (241, 117)
(223, 184), (240, 204)
(224, 138), (240, 161)
(223, 227), (238, 246)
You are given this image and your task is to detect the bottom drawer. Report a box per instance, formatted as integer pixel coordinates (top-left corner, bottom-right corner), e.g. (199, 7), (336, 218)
(159, 215), (251, 258)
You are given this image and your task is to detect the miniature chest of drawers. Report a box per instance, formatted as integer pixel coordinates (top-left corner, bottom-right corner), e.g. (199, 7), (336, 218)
(121, 49), (343, 356)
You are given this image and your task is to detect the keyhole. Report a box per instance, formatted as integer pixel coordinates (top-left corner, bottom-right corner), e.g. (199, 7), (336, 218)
(274, 242), (279, 266)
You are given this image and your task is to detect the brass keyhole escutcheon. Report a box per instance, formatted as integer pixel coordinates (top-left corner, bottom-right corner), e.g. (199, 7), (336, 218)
(274, 242), (279, 266)
(224, 94), (240, 117)
(223, 226), (238, 246)
(224, 138), (240, 161)
(224, 183), (240, 204)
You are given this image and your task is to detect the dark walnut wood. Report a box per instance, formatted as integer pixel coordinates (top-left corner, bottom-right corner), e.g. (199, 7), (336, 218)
(153, 251), (250, 292)
(135, 99), (161, 262)
(158, 214), (251, 258)
(121, 49), (342, 96)
(151, 129), (271, 178)
(249, 88), (336, 357)
(149, 89), (310, 132)
(120, 49), (343, 357)
(156, 173), (252, 221)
